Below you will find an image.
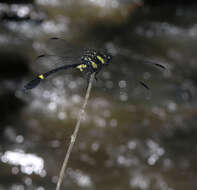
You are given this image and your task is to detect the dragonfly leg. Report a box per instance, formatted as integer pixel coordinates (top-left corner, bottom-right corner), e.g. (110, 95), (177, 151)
(95, 71), (99, 81)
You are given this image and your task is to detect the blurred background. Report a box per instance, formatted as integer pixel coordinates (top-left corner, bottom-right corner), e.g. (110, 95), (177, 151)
(1, 0), (197, 190)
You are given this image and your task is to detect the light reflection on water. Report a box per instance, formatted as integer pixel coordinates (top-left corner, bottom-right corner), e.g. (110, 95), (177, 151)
(1, 149), (46, 177)
(5, 19), (67, 37)
(146, 139), (165, 165)
(68, 168), (93, 188)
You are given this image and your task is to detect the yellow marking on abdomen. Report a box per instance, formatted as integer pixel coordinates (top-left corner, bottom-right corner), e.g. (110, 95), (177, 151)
(38, 74), (44, 79)
(91, 61), (98, 68)
(97, 56), (105, 64)
(77, 64), (87, 72)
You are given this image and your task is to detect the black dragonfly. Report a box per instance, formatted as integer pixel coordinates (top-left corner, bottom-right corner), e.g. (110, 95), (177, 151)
(23, 37), (166, 91)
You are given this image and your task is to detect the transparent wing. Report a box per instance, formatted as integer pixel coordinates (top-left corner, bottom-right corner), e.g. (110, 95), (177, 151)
(119, 52), (167, 90)
(130, 53), (167, 71)
(32, 37), (92, 73)
(33, 54), (80, 72)
(45, 37), (85, 59)
(136, 58), (166, 90)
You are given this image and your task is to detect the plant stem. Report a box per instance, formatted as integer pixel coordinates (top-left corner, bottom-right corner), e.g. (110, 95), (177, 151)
(55, 73), (95, 190)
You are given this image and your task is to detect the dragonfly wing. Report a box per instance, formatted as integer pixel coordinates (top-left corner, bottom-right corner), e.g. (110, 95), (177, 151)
(32, 37), (86, 72)
(131, 54), (167, 71)
(139, 81), (150, 90)
(32, 53), (80, 73)
(45, 37), (85, 59)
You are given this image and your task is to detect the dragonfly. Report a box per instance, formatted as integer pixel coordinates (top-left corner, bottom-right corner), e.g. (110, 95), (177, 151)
(23, 37), (112, 91)
(23, 37), (166, 91)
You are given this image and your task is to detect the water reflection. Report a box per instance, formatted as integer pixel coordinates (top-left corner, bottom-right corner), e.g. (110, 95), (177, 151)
(146, 139), (165, 165)
(1, 149), (46, 176)
(68, 169), (93, 188)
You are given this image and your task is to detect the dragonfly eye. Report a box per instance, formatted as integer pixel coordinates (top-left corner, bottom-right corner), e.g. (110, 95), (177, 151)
(103, 54), (112, 64)
(106, 55), (112, 62)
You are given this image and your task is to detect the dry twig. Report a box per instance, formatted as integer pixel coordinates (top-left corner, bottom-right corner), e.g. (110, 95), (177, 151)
(56, 73), (95, 190)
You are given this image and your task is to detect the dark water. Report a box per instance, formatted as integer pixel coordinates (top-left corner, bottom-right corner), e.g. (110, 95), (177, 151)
(1, 1), (197, 190)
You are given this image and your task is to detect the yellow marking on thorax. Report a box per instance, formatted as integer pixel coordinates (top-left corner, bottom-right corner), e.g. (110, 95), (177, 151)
(97, 56), (105, 64)
(38, 74), (44, 79)
(90, 61), (98, 68)
(86, 56), (97, 68)
(77, 64), (87, 72)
